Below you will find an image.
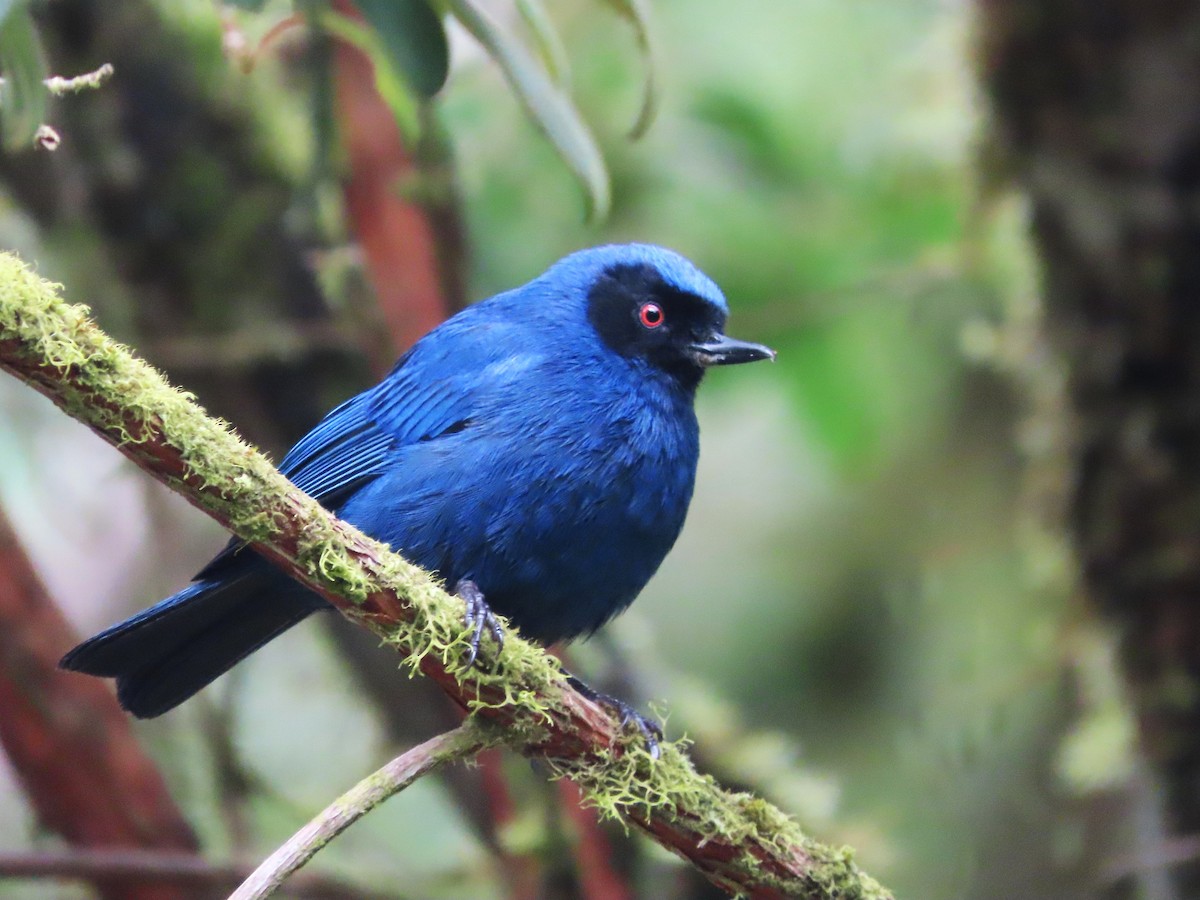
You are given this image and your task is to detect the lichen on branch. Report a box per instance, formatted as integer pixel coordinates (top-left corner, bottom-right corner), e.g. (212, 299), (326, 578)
(0, 251), (892, 899)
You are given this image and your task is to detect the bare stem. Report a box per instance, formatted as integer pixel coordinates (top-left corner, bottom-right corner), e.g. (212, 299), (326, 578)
(231, 720), (498, 900)
(44, 63), (116, 95)
(0, 64), (116, 96)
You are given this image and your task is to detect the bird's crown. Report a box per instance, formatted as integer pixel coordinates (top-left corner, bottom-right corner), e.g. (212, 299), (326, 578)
(466, 243), (769, 389)
(544, 243), (728, 315)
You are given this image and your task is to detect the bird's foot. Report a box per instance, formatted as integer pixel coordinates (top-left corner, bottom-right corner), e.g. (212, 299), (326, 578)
(456, 579), (504, 668)
(568, 674), (663, 760)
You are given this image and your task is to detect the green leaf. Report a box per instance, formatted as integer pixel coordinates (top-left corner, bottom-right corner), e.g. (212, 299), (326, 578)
(445, 0), (610, 220)
(321, 10), (422, 145)
(0, 7), (47, 152)
(355, 0), (449, 99)
(0, 1), (19, 28)
(222, 0), (270, 11)
(304, 6), (336, 184)
(515, 0), (570, 88)
(595, 0), (658, 138)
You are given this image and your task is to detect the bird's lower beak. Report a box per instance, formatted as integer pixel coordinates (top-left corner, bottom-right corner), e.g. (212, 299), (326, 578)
(688, 334), (776, 367)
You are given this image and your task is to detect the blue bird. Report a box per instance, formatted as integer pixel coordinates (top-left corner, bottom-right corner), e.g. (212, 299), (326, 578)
(61, 244), (774, 739)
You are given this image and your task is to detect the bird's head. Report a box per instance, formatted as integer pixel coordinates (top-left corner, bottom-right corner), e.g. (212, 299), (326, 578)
(546, 244), (775, 391)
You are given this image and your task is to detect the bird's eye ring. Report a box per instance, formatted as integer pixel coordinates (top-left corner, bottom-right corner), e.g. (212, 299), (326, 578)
(639, 302), (665, 329)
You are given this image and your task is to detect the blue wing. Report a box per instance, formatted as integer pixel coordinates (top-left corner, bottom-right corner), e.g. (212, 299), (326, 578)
(275, 392), (395, 507)
(199, 305), (541, 579)
(278, 315), (533, 506)
(279, 372), (463, 507)
(195, 344), (479, 579)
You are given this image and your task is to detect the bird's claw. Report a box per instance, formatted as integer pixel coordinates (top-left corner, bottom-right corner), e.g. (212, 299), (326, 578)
(613, 698), (663, 760)
(456, 579), (504, 668)
(568, 675), (662, 760)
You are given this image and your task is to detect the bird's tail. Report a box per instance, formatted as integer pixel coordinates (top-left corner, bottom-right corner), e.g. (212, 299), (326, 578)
(60, 571), (320, 718)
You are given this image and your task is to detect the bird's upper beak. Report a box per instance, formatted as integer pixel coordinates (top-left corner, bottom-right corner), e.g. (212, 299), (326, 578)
(688, 333), (776, 367)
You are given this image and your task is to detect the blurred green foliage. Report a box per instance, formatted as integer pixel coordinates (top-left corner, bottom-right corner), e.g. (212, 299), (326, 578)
(0, 1), (1094, 898)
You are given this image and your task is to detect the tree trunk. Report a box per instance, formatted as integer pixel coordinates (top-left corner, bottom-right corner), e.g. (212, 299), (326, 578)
(979, 2), (1200, 893)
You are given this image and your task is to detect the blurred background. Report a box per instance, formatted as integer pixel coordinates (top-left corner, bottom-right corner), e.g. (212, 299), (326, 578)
(0, 0), (1177, 897)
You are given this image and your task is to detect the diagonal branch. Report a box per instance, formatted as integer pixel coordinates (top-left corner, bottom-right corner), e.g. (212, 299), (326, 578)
(0, 252), (891, 900)
(231, 720), (499, 900)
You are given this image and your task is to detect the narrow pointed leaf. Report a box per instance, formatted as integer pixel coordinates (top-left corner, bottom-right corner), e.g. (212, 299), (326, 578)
(595, 0), (658, 138)
(305, 6), (336, 182)
(0, 7), (47, 151)
(515, 0), (570, 88)
(322, 10), (421, 144)
(356, 0), (449, 99)
(446, 0), (610, 220)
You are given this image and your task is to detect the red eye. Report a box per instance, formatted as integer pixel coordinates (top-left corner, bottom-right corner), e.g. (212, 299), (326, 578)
(639, 302), (664, 329)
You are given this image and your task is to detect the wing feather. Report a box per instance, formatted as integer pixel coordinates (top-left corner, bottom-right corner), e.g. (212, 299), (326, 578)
(277, 346), (486, 506)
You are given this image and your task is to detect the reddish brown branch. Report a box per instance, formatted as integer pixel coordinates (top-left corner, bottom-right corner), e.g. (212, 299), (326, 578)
(476, 747), (544, 899)
(0, 509), (198, 900)
(557, 780), (634, 900)
(0, 849), (392, 899)
(332, 0), (465, 354)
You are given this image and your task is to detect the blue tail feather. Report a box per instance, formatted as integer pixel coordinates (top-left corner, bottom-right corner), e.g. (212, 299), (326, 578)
(61, 569), (322, 718)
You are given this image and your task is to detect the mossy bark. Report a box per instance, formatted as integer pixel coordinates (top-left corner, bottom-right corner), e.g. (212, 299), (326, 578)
(0, 252), (892, 900)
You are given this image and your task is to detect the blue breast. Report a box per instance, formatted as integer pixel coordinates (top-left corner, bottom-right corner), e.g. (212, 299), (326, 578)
(336, 352), (700, 643)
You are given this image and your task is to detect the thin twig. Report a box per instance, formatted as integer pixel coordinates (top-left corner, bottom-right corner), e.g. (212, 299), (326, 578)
(0, 64), (115, 96)
(0, 63), (113, 151)
(231, 720), (499, 900)
(44, 63), (115, 95)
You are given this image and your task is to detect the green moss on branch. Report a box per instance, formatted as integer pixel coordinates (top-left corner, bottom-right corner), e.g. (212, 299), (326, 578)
(0, 252), (892, 899)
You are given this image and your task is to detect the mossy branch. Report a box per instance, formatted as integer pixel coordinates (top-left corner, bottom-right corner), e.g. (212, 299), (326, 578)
(0, 251), (892, 900)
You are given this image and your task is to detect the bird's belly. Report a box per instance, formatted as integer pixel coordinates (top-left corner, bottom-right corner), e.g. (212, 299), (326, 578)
(478, 481), (687, 642)
(337, 430), (696, 644)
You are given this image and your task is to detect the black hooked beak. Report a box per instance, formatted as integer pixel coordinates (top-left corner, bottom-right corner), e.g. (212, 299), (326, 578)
(688, 333), (776, 367)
